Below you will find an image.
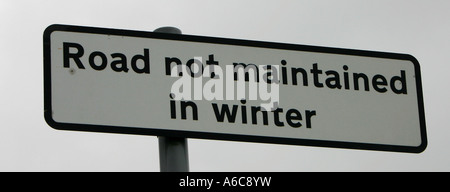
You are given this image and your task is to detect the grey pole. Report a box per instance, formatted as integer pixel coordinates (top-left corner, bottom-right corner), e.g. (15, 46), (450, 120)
(154, 26), (189, 172)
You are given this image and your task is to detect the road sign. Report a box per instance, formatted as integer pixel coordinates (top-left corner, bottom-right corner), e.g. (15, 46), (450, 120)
(44, 24), (427, 153)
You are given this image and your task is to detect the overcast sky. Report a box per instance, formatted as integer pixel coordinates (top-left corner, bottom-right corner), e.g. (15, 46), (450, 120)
(1, 0), (449, 171)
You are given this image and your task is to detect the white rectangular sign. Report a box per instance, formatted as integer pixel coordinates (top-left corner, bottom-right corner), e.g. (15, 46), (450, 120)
(44, 24), (427, 153)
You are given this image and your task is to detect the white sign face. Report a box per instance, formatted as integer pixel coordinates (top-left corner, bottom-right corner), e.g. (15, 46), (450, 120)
(44, 24), (427, 153)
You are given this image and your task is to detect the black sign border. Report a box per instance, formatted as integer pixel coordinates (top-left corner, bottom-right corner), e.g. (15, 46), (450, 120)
(44, 24), (427, 153)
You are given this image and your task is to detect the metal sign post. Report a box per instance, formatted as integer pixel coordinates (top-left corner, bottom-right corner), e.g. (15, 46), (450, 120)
(154, 27), (189, 172)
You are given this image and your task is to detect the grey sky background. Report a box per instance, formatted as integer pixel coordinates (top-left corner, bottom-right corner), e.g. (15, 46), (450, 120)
(0, 0), (449, 171)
